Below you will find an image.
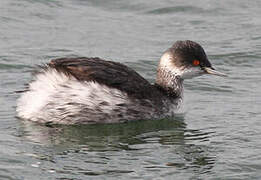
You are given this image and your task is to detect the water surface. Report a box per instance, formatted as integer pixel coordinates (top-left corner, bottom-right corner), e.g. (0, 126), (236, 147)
(1, 0), (261, 179)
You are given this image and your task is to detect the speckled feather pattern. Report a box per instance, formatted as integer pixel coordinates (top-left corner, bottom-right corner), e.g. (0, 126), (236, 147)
(16, 41), (210, 124)
(17, 67), (180, 124)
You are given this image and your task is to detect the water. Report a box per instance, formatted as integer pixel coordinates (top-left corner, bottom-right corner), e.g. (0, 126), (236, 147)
(1, 0), (261, 179)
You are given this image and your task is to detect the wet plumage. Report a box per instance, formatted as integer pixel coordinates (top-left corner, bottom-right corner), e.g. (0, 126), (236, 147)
(16, 40), (226, 124)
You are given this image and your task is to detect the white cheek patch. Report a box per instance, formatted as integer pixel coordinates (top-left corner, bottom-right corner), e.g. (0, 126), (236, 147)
(159, 52), (203, 79)
(179, 67), (203, 79)
(159, 52), (182, 75)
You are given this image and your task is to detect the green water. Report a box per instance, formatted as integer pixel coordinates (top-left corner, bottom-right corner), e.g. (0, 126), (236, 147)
(1, 0), (261, 179)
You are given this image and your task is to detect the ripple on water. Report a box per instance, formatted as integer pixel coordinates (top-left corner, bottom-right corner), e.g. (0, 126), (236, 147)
(211, 52), (261, 68)
(0, 63), (31, 70)
(14, 117), (218, 178)
(145, 5), (204, 15)
(15, 0), (63, 8)
(2, 0), (261, 179)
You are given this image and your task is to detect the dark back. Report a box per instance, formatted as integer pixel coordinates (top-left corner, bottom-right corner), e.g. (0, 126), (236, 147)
(48, 57), (163, 101)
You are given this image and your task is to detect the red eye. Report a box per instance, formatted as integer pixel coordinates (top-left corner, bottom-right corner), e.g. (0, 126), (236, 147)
(193, 60), (200, 66)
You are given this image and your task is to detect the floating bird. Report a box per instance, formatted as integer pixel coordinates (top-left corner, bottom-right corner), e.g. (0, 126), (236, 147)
(17, 40), (226, 124)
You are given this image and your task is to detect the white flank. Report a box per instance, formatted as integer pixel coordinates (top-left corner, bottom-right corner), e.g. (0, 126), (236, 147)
(17, 67), (181, 124)
(17, 69), (70, 120)
(16, 68), (131, 123)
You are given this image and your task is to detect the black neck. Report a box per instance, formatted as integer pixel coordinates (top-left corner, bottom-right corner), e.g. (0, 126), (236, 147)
(155, 68), (184, 98)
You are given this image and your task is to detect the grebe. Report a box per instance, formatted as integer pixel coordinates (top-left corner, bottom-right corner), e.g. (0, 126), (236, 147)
(16, 40), (226, 124)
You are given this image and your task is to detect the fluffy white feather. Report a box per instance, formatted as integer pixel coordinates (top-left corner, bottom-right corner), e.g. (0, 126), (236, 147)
(17, 68), (174, 124)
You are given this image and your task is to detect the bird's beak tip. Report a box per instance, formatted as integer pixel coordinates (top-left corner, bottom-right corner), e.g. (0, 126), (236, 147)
(204, 67), (227, 77)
